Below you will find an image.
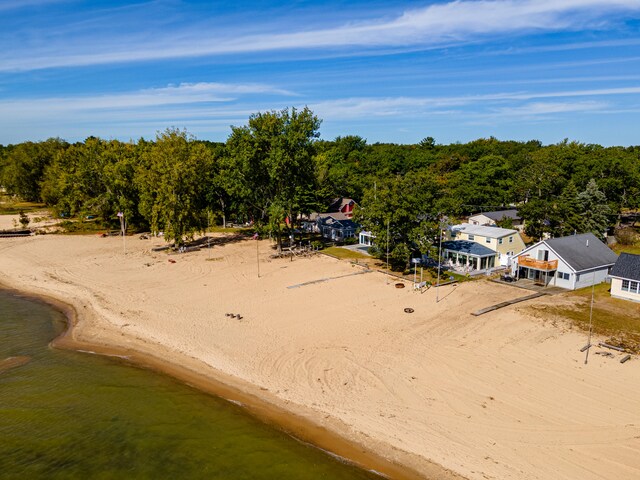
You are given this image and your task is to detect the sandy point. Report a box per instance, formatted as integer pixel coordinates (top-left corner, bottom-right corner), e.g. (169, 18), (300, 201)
(1, 233), (639, 480)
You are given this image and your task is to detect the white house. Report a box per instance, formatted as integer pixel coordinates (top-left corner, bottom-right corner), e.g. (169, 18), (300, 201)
(609, 253), (640, 302)
(468, 209), (523, 231)
(448, 223), (526, 267)
(359, 230), (374, 246)
(512, 233), (618, 289)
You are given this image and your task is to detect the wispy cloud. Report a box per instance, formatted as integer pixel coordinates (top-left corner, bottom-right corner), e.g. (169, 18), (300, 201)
(491, 100), (608, 116)
(2, 78), (637, 128)
(2, 0), (640, 71)
(0, 82), (296, 114)
(0, 0), (68, 12)
(308, 85), (640, 118)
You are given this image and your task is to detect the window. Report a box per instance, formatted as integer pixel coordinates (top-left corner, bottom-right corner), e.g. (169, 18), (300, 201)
(498, 238), (503, 245)
(468, 234), (475, 241)
(626, 280), (640, 294)
(557, 272), (570, 281)
(509, 236), (513, 243)
(485, 237), (491, 243)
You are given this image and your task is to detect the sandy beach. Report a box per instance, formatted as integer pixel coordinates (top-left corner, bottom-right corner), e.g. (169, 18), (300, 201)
(1, 233), (639, 480)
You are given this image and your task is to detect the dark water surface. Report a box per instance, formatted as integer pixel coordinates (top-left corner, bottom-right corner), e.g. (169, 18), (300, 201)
(0, 290), (379, 479)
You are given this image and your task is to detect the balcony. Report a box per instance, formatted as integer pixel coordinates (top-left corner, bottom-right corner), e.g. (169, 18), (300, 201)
(517, 255), (558, 271)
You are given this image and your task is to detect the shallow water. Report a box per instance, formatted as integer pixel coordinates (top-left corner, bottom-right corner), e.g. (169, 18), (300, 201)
(0, 290), (379, 479)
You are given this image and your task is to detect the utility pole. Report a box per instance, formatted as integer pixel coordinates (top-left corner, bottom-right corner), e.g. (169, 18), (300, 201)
(386, 219), (390, 283)
(436, 216), (443, 303)
(117, 212), (126, 255)
(256, 235), (260, 278)
(584, 273), (596, 364)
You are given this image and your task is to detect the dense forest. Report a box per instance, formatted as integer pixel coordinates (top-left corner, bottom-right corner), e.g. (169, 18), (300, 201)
(1, 107), (638, 266)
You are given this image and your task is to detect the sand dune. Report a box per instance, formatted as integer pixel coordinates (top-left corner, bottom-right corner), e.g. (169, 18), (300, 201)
(1, 233), (639, 480)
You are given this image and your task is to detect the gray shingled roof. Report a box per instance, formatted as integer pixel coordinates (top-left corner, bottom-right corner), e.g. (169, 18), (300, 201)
(610, 253), (640, 281)
(442, 240), (496, 257)
(545, 233), (618, 272)
(319, 215), (358, 230)
(476, 209), (520, 221)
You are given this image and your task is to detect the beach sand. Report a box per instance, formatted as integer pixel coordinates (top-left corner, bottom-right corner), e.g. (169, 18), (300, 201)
(1, 233), (639, 480)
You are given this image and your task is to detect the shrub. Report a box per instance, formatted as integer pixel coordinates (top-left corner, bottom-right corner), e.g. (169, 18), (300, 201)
(615, 227), (639, 245)
(18, 211), (29, 228)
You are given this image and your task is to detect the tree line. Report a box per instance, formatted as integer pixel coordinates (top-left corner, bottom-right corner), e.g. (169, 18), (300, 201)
(1, 108), (638, 263)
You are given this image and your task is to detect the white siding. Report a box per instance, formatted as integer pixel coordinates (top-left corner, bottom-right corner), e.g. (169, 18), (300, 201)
(611, 277), (640, 302)
(514, 242), (613, 290)
(551, 263), (574, 289)
(573, 268), (611, 290)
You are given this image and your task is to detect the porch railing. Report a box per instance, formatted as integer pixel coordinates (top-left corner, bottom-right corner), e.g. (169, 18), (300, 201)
(517, 255), (558, 271)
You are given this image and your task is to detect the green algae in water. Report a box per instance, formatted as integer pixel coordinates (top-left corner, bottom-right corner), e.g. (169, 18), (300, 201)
(0, 291), (380, 479)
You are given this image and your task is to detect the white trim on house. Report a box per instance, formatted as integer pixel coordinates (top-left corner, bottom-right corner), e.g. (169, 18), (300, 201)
(359, 231), (374, 246)
(513, 237), (616, 290)
(609, 275), (640, 302)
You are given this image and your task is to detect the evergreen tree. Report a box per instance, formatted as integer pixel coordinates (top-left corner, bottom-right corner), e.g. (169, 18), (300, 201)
(577, 179), (611, 239)
(554, 180), (582, 236)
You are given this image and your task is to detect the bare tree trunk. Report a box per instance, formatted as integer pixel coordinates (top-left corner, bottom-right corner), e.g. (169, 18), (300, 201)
(219, 198), (226, 229)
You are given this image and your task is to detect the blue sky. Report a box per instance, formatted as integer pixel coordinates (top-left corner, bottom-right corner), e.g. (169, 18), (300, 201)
(2, 0), (640, 146)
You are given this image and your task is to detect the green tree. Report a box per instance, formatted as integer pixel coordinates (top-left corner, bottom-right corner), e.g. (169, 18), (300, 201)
(1, 138), (67, 201)
(552, 180), (581, 236)
(354, 171), (439, 270)
(137, 129), (212, 247)
(225, 107), (321, 251)
(452, 154), (512, 211)
(577, 179), (611, 239)
(519, 198), (552, 241)
(40, 137), (107, 218)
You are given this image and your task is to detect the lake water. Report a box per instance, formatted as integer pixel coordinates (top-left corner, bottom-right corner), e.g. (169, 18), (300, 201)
(0, 290), (379, 479)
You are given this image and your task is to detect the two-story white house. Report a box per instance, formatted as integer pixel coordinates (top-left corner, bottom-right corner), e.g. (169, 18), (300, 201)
(512, 233), (618, 289)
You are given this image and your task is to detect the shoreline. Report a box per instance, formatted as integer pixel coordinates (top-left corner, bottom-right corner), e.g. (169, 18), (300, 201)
(2, 233), (640, 480)
(0, 281), (458, 480)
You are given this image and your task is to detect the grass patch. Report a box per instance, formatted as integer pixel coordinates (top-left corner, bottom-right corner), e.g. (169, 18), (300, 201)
(322, 246), (369, 260)
(58, 219), (110, 235)
(206, 226), (252, 234)
(0, 199), (47, 215)
(541, 283), (640, 353)
(613, 244), (640, 255)
(444, 271), (475, 283)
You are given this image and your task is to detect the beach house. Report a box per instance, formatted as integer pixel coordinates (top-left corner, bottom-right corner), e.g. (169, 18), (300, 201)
(609, 253), (640, 302)
(512, 233), (618, 289)
(443, 224), (526, 271)
(300, 197), (359, 240)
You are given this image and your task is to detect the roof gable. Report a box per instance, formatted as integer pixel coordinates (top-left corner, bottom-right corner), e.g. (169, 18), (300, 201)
(610, 253), (640, 281)
(327, 197), (356, 213)
(480, 209), (520, 221)
(535, 233), (618, 272)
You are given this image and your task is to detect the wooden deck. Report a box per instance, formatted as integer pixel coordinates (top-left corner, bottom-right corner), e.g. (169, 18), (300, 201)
(517, 255), (558, 271)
